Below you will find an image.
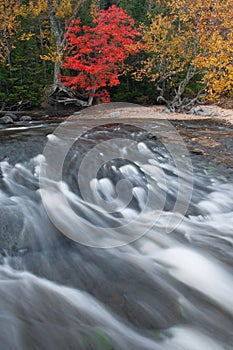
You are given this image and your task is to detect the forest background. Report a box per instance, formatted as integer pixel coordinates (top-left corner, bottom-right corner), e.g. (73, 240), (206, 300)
(0, 0), (232, 112)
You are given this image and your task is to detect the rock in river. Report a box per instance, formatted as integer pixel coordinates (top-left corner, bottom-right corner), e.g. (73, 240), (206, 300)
(20, 115), (32, 122)
(0, 115), (14, 124)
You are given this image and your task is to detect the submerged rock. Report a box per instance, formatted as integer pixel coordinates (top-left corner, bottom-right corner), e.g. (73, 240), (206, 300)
(0, 205), (24, 253)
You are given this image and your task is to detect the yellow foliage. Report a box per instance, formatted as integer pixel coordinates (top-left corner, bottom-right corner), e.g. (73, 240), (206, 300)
(28, 0), (74, 18)
(140, 0), (233, 101)
(40, 51), (62, 62)
(54, 0), (73, 18)
(25, 0), (79, 64)
(20, 33), (35, 41)
(90, 0), (100, 18)
(0, 0), (23, 63)
(29, 0), (48, 16)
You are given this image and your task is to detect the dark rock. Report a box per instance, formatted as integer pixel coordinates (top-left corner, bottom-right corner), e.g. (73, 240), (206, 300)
(147, 133), (157, 141)
(19, 115), (32, 122)
(0, 116), (14, 124)
(191, 149), (205, 155)
(3, 113), (18, 121)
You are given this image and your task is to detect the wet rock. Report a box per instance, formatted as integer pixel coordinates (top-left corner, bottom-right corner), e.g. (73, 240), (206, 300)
(191, 148), (205, 155)
(147, 133), (157, 141)
(0, 116), (14, 124)
(3, 113), (18, 121)
(0, 205), (24, 253)
(20, 115), (32, 122)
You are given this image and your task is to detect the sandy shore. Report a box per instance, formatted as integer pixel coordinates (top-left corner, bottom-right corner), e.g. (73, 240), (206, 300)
(72, 102), (233, 125)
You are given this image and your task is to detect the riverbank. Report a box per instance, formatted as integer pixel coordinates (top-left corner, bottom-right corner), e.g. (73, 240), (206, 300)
(69, 102), (233, 125)
(1, 101), (233, 125)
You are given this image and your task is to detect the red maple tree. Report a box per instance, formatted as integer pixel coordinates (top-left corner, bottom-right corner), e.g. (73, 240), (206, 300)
(61, 5), (143, 103)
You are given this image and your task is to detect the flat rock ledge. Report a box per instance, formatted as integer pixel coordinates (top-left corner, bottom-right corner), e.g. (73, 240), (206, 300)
(70, 102), (233, 125)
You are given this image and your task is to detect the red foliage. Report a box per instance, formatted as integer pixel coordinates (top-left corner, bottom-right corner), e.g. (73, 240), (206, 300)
(61, 5), (143, 102)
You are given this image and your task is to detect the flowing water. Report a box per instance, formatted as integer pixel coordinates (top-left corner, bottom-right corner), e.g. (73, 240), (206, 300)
(0, 112), (233, 349)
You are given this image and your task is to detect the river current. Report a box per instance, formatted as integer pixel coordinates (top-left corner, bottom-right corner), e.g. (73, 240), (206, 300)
(0, 107), (232, 349)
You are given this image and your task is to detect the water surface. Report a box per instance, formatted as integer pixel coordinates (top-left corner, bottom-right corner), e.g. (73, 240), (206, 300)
(0, 116), (232, 349)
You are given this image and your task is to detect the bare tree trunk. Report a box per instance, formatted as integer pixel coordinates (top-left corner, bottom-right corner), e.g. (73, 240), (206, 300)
(48, 0), (86, 87)
(147, 0), (153, 12)
(156, 65), (198, 112)
(169, 65), (196, 111)
(48, 0), (63, 87)
(46, 0), (95, 107)
(6, 39), (12, 77)
(87, 89), (96, 106)
(39, 19), (48, 84)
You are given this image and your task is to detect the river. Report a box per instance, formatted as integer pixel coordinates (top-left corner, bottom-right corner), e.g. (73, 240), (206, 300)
(0, 106), (232, 349)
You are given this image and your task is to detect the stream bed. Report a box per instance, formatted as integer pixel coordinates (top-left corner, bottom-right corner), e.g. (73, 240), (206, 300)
(0, 111), (232, 349)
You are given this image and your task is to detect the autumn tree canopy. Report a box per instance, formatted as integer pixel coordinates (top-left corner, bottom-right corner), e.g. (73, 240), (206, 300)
(0, 0), (232, 109)
(135, 0), (233, 110)
(61, 5), (143, 103)
(0, 0), (24, 64)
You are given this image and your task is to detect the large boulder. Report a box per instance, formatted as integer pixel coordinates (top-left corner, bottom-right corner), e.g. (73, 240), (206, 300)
(0, 115), (14, 124)
(19, 115), (32, 122)
(3, 112), (18, 121)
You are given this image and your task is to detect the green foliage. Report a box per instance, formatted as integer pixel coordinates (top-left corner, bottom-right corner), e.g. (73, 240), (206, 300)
(110, 75), (157, 104)
(0, 9), (54, 108)
(77, 0), (95, 25)
(0, 59), (52, 108)
(118, 0), (149, 23)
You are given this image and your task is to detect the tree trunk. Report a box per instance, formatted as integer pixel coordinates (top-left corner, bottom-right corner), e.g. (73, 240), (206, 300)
(6, 39), (12, 77)
(47, 0), (92, 107)
(169, 65), (196, 111)
(39, 19), (48, 84)
(48, 0), (63, 87)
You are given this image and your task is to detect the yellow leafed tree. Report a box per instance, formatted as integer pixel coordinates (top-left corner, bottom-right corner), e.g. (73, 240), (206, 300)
(0, 0), (25, 66)
(27, 0), (85, 90)
(137, 0), (233, 110)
